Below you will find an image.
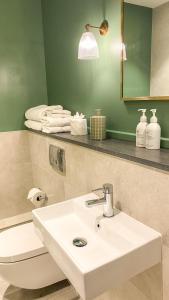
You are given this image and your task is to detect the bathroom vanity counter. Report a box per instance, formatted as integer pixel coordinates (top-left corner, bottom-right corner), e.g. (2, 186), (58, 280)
(29, 130), (169, 172)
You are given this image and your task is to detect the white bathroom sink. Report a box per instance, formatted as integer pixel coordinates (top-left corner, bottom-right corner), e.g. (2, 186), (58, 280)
(32, 193), (161, 300)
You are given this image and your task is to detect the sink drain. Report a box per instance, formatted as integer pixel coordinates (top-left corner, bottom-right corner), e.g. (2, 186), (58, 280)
(73, 238), (87, 247)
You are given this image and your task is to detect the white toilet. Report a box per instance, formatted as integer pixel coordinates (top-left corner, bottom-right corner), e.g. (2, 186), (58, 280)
(0, 222), (65, 289)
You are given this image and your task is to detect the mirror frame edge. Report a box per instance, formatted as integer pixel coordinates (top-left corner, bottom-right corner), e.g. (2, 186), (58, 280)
(120, 0), (169, 101)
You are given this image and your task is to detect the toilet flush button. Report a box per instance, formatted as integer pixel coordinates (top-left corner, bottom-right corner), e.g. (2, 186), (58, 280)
(49, 145), (66, 175)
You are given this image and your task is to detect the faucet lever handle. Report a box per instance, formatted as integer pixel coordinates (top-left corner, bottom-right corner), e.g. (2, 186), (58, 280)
(92, 187), (104, 193)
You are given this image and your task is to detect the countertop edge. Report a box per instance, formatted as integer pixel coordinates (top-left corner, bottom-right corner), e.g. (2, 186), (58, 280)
(28, 129), (169, 173)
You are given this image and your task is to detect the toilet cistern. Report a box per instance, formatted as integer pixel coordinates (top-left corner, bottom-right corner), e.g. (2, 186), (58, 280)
(86, 183), (114, 217)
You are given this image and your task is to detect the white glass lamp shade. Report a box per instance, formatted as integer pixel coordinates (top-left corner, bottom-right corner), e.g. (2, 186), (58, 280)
(78, 32), (99, 60)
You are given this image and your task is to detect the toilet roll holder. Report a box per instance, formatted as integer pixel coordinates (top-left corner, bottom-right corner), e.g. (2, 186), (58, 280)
(27, 188), (48, 208)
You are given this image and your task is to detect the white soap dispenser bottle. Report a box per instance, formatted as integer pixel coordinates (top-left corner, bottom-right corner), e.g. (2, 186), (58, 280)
(146, 109), (161, 150)
(136, 109), (147, 148)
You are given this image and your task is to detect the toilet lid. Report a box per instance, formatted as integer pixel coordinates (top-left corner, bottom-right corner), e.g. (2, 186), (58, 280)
(0, 222), (47, 263)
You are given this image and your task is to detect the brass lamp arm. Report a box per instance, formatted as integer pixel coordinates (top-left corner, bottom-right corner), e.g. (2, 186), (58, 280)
(85, 20), (109, 36)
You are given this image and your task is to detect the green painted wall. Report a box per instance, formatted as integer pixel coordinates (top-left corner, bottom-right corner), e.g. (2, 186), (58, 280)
(41, 0), (125, 134)
(41, 0), (169, 148)
(123, 3), (152, 97)
(0, 0), (47, 132)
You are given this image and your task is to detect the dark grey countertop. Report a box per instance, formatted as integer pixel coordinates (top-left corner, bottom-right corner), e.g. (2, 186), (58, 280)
(30, 130), (169, 172)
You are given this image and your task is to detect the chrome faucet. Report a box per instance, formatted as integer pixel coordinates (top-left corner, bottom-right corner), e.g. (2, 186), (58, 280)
(102, 183), (114, 217)
(86, 183), (114, 218)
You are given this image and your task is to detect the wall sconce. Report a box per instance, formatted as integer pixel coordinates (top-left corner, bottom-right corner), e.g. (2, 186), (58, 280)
(78, 20), (109, 60)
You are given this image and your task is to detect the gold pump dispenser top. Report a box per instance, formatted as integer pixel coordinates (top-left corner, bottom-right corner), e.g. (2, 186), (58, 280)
(90, 109), (106, 140)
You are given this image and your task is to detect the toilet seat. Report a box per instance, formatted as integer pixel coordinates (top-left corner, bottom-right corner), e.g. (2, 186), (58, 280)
(0, 222), (47, 263)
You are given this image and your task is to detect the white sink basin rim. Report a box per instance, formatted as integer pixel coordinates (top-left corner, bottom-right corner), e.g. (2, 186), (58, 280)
(33, 193), (161, 300)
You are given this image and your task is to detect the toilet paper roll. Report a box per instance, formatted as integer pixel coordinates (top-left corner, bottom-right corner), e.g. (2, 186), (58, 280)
(27, 188), (46, 208)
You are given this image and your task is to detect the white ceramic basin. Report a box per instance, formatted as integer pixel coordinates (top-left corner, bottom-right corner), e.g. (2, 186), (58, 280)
(32, 193), (161, 300)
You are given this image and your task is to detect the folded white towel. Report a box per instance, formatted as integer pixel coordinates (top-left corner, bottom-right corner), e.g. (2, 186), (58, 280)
(46, 113), (71, 118)
(47, 105), (63, 110)
(47, 110), (71, 118)
(25, 105), (47, 121)
(25, 105), (63, 122)
(24, 120), (42, 131)
(42, 117), (71, 127)
(42, 126), (71, 134)
(50, 109), (71, 115)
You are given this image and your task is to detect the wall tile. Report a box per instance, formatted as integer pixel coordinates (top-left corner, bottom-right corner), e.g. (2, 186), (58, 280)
(0, 131), (30, 166)
(0, 131), (33, 221)
(31, 163), (65, 205)
(28, 132), (165, 300)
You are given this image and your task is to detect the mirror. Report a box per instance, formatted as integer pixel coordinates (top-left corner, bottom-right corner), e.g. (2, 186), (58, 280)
(122, 0), (169, 100)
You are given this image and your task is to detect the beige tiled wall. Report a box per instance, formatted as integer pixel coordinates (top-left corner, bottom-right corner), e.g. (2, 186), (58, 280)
(28, 131), (65, 205)
(0, 131), (34, 221)
(0, 130), (166, 298)
(28, 131), (169, 300)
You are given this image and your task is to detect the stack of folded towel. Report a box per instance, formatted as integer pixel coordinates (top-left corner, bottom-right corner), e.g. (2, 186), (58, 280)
(25, 105), (71, 133)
